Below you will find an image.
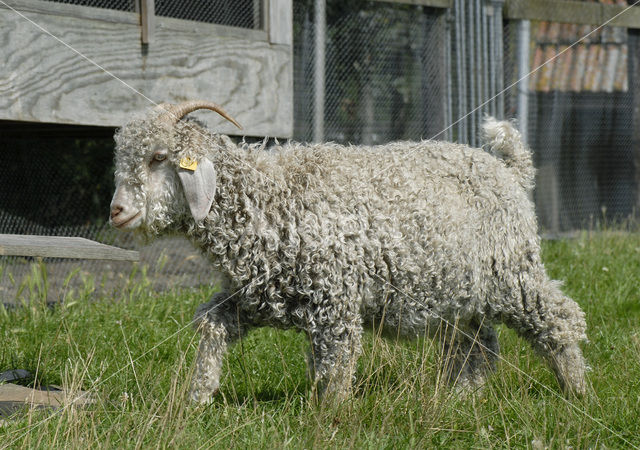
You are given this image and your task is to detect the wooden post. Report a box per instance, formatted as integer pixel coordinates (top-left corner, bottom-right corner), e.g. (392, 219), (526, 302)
(140, 0), (155, 45)
(269, 0), (292, 44)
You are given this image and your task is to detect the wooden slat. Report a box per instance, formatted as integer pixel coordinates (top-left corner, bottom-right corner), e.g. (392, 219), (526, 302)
(0, 234), (139, 261)
(269, 0), (292, 45)
(0, 383), (94, 408)
(140, 0), (155, 44)
(504, 0), (640, 29)
(0, 0), (293, 138)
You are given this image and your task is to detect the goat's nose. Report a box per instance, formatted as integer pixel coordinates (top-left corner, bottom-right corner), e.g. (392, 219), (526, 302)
(110, 205), (123, 220)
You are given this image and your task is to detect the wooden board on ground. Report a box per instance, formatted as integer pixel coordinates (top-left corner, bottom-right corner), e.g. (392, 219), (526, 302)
(0, 234), (139, 261)
(0, 383), (95, 419)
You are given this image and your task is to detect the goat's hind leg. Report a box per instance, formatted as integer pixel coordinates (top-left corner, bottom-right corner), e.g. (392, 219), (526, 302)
(440, 319), (500, 393)
(506, 273), (588, 396)
(190, 292), (246, 404)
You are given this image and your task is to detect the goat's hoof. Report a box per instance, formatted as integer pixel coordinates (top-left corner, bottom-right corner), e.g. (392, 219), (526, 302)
(189, 389), (217, 405)
(452, 374), (487, 399)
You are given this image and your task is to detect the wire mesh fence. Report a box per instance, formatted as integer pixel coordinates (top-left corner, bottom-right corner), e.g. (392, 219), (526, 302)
(503, 7), (637, 232)
(0, 124), (214, 302)
(2, 0), (640, 303)
(294, 1), (448, 144)
(155, 0), (262, 29)
(41, 0), (136, 12)
(41, 0), (263, 29)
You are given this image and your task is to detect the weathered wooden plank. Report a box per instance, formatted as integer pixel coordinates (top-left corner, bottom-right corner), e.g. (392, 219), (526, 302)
(269, 0), (292, 45)
(504, 0), (640, 29)
(0, 383), (94, 408)
(0, 1), (293, 137)
(370, 0), (452, 8)
(254, 0), (262, 30)
(0, 234), (139, 261)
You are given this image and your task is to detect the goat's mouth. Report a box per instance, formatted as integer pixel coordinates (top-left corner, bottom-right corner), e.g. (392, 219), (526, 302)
(111, 211), (142, 229)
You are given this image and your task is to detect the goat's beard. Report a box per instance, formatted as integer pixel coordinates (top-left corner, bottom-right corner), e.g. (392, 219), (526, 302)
(135, 207), (193, 243)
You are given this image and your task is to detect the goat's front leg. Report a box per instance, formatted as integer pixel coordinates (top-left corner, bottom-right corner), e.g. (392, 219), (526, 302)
(307, 308), (363, 403)
(190, 292), (246, 404)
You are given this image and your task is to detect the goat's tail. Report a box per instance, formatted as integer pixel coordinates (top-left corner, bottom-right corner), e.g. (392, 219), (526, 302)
(481, 117), (535, 191)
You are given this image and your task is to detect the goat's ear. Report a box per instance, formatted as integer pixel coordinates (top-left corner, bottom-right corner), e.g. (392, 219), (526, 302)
(177, 157), (216, 221)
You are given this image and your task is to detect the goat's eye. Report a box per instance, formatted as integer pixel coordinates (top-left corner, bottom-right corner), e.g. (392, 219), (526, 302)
(153, 153), (167, 162)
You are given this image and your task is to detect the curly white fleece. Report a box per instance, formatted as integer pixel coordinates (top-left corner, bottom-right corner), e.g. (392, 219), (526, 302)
(113, 112), (588, 402)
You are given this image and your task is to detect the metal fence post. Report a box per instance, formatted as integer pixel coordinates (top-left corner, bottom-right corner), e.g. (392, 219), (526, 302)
(444, 8), (454, 141)
(516, 19), (531, 144)
(491, 0), (505, 119)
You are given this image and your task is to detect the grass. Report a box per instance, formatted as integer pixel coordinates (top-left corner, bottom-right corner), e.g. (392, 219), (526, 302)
(1, 231), (640, 448)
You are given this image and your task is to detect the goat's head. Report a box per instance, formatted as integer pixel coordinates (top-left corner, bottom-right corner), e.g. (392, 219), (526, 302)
(109, 101), (242, 234)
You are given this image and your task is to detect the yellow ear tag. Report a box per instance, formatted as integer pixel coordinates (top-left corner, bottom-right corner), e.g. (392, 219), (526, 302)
(179, 157), (198, 171)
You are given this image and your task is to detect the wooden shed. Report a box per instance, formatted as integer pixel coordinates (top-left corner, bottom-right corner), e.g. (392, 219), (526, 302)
(0, 0), (293, 138)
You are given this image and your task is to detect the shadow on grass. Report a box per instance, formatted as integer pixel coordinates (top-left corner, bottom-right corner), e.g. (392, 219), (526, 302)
(216, 382), (310, 406)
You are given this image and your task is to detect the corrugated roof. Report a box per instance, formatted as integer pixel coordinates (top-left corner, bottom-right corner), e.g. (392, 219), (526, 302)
(528, 0), (629, 92)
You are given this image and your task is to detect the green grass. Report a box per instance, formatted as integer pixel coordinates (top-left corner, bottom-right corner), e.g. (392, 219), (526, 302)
(1, 232), (640, 448)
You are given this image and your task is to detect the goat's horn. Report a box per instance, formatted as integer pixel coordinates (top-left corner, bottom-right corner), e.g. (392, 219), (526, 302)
(154, 101), (243, 130)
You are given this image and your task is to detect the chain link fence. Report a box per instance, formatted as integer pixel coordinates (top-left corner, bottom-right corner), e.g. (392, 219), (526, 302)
(2, 0), (639, 303)
(0, 123), (213, 303)
(155, 0), (262, 29)
(42, 0), (263, 28)
(43, 0), (135, 11)
(294, 1), (448, 144)
(503, 6), (636, 232)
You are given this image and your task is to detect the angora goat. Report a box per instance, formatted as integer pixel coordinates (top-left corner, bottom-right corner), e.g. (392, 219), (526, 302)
(109, 101), (587, 403)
